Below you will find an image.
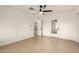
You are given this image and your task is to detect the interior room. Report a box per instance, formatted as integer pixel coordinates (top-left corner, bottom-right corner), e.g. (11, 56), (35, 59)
(0, 5), (79, 53)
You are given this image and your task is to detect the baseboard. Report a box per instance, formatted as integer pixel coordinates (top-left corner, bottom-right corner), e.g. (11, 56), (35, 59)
(43, 35), (78, 43)
(0, 35), (34, 47)
(0, 35), (78, 47)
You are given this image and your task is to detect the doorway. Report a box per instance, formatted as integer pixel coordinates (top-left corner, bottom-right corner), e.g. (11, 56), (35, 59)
(34, 22), (38, 37)
(34, 20), (43, 37)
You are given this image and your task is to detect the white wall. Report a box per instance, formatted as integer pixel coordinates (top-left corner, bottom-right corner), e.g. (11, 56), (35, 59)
(0, 6), (35, 46)
(43, 11), (77, 41)
(0, 6), (78, 46)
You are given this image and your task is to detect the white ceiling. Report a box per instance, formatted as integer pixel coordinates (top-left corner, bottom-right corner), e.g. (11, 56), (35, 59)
(7, 5), (79, 14)
(0, 5), (79, 13)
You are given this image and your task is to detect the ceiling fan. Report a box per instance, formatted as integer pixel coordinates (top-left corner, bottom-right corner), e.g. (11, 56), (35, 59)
(29, 5), (53, 15)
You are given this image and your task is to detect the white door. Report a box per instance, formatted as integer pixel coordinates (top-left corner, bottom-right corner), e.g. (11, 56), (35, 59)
(37, 20), (43, 36)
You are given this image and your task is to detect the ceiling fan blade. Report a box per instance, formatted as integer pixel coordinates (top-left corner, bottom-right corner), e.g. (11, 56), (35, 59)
(29, 7), (38, 11)
(40, 5), (42, 9)
(43, 5), (46, 9)
(40, 9), (42, 12)
(29, 7), (34, 10)
(43, 10), (53, 12)
(29, 7), (37, 11)
(39, 5), (43, 12)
